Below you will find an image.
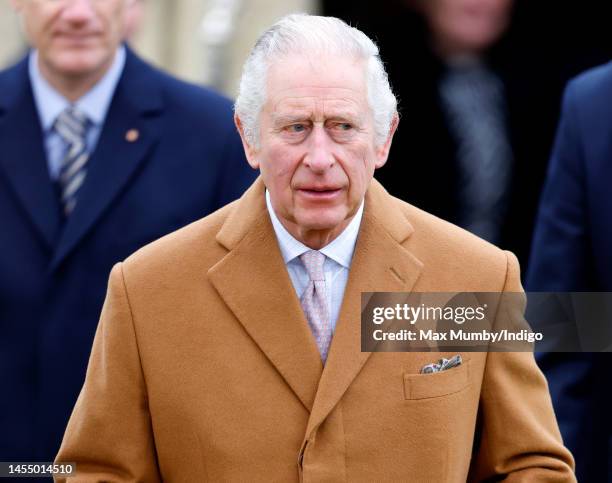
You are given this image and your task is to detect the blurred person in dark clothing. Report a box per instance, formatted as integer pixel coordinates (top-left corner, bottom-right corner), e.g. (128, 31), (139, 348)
(527, 62), (612, 483)
(324, 0), (612, 269)
(401, 0), (515, 245)
(0, 0), (255, 464)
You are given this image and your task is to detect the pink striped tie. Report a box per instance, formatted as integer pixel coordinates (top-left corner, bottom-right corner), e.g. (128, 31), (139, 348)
(300, 250), (332, 362)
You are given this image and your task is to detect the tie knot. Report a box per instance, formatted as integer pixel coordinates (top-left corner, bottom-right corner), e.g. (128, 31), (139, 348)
(300, 250), (326, 281)
(54, 107), (89, 145)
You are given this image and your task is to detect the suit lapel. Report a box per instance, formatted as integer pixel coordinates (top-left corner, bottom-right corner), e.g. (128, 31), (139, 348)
(0, 57), (61, 250)
(305, 181), (424, 439)
(51, 49), (164, 270)
(208, 180), (323, 412)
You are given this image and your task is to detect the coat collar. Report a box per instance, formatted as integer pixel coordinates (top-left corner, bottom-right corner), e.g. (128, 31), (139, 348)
(210, 178), (423, 428)
(0, 56), (61, 250)
(210, 179), (324, 412)
(215, 177), (415, 250)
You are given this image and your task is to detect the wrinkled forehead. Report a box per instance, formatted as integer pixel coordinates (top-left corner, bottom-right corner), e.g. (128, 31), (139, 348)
(270, 94), (367, 123)
(264, 54), (371, 120)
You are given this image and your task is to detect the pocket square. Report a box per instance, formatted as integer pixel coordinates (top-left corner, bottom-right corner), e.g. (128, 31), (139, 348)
(420, 354), (463, 374)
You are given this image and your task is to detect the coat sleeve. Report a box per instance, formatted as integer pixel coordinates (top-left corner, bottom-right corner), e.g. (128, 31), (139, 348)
(525, 78), (597, 481)
(54, 263), (161, 483)
(526, 79), (591, 292)
(468, 251), (576, 482)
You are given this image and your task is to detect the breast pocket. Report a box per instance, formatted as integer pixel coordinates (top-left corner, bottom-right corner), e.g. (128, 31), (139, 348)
(403, 360), (471, 400)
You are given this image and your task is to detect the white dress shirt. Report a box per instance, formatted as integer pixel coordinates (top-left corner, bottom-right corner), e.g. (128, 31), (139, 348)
(28, 46), (126, 180)
(265, 190), (364, 333)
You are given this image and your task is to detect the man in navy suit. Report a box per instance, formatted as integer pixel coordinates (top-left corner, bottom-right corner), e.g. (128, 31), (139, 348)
(0, 0), (255, 463)
(527, 62), (612, 482)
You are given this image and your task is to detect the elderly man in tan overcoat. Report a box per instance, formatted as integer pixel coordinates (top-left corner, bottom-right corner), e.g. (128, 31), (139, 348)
(56, 14), (575, 482)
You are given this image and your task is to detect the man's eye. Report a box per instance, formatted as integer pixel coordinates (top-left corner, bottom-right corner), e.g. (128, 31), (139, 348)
(288, 124), (307, 133)
(336, 123), (353, 131)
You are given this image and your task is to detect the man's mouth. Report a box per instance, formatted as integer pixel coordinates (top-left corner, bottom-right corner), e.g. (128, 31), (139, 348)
(297, 187), (343, 200)
(54, 33), (98, 43)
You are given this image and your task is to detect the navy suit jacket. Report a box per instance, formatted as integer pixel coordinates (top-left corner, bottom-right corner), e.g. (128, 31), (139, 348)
(527, 62), (612, 482)
(0, 48), (256, 462)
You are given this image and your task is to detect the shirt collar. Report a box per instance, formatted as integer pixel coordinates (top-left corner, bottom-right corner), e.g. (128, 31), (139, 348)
(29, 46), (126, 131)
(265, 189), (364, 269)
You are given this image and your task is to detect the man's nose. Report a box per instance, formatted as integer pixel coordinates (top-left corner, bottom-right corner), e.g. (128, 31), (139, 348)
(61, 0), (97, 23)
(303, 125), (335, 173)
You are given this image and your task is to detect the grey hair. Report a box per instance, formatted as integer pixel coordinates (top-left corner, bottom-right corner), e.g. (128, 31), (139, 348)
(235, 14), (397, 147)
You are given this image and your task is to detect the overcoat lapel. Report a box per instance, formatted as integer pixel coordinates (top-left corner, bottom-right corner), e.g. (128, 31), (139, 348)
(305, 180), (424, 439)
(51, 49), (164, 270)
(208, 179), (424, 426)
(208, 180), (324, 412)
(0, 57), (61, 250)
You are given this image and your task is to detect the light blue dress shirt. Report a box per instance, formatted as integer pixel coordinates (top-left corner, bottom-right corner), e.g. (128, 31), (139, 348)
(265, 190), (364, 333)
(28, 46), (126, 180)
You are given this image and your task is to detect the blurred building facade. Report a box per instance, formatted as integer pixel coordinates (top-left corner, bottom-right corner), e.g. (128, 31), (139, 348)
(0, 0), (318, 97)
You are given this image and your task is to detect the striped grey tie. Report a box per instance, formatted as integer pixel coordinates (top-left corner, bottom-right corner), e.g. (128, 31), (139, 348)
(54, 107), (90, 216)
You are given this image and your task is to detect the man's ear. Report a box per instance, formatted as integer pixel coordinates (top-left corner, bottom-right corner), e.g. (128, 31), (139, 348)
(374, 113), (399, 169)
(234, 115), (260, 170)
